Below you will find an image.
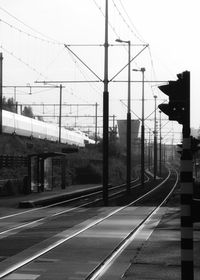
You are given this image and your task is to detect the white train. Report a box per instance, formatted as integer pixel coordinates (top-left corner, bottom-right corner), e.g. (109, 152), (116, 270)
(2, 110), (95, 147)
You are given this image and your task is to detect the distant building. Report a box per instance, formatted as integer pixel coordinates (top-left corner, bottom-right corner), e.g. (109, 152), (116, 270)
(117, 119), (140, 154)
(191, 127), (200, 139)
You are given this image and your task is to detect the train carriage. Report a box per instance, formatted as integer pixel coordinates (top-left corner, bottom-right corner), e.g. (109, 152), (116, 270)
(2, 110), (95, 147)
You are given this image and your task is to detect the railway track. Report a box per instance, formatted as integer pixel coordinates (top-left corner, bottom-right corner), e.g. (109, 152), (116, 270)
(0, 176), (143, 245)
(0, 168), (178, 279)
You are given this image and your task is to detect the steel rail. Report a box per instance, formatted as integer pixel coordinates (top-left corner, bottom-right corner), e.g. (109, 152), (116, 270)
(0, 171), (172, 278)
(0, 177), (141, 235)
(0, 177), (140, 220)
(85, 168), (178, 280)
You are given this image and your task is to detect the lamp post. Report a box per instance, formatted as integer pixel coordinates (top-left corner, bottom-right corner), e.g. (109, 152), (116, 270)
(116, 39), (131, 194)
(133, 68), (145, 186)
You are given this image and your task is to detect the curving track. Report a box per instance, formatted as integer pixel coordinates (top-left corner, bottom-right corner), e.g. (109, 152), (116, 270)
(0, 168), (178, 279)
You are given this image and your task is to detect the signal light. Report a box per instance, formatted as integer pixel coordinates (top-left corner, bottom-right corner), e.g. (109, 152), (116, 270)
(177, 137), (200, 155)
(158, 71), (190, 124)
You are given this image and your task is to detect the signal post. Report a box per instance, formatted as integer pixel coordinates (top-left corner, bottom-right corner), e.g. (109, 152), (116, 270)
(158, 71), (193, 280)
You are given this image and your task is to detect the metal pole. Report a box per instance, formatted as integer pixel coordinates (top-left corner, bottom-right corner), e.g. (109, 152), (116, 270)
(163, 143), (165, 165)
(154, 95), (157, 180)
(180, 71), (193, 280)
(59, 84), (62, 143)
(159, 110), (162, 176)
(141, 68), (145, 186)
(116, 38), (132, 195)
(95, 102), (98, 144)
(148, 129), (151, 170)
(0, 53), (2, 134)
(14, 86), (17, 113)
(126, 41), (131, 195)
(112, 115), (115, 131)
(103, 0), (109, 206)
(172, 131), (174, 161)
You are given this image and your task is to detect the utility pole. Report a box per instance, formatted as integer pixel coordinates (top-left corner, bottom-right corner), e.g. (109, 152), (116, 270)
(112, 115), (115, 131)
(171, 129), (174, 161)
(59, 84), (62, 143)
(14, 87), (18, 113)
(159, 110), (162, 176)
(103, 0), (109, 206)
(0, 53), (2, 134)
(116, 38), (131, 195)
(141, 68), (145, 186)
(132, 67), (145, 185)
(95, 102), (98, 144)
(154, 95), (157, 180)
(163, 143), (166, 165)
(126, 41), (131, 194)
(148, 129), (151, 170)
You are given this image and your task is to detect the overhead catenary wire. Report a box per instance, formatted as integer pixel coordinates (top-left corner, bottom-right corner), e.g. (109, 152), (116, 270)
(0, 44), (48, 80)
(65, 48), (103, 99)
(0, 18), (62, 46)
(111, 0), (166, 116)
(92, 0), (121, 39)
(112, 0), (146, 44)
(0, 2), (181, 142)
(0, 6), (62, 45)
(35, 46), (66, 82)
(118, 0), (146, 43)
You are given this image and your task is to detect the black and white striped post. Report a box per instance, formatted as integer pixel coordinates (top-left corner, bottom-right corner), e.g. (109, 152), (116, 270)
(181, 136), (193, 279)
(180, 71), (193, 280)
(158, 71), (193, 279)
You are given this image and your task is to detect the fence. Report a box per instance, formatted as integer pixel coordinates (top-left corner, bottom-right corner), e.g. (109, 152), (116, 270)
(0, 155), (28, 168)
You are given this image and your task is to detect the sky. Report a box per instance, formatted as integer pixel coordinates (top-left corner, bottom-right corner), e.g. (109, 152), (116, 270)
(0, 0), (199, 143)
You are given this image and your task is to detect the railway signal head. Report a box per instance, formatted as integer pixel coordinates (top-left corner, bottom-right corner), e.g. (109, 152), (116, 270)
(177, 137), (200, 156)
(158, 71), (190, 125)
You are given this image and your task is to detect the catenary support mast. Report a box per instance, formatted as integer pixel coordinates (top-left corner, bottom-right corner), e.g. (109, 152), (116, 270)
(103, 0), (109, 206)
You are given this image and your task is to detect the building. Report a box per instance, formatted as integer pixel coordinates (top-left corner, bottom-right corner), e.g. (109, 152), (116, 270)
(117, 119), (140, 154)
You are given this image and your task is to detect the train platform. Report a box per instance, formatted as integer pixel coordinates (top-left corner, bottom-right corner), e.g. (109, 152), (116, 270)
(0, 184), (199, 279)
(0, 183), (101, 210)
(102, 205), (200, 279)
(1, 189), (199, 279)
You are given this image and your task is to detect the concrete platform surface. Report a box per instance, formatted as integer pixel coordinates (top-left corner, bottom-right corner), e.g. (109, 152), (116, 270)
(99, 207), (200, 280)
(0, 183), (100, 209)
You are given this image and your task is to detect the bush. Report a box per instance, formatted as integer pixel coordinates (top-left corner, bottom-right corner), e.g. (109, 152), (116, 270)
(75, 163), (102, 184)
(109, 158), (126, 185)
(4, 180), (15, 195)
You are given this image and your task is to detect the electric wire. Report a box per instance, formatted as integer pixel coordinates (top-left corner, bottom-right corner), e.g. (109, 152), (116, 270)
(117, 0), (146, 43)
(0, 44), (48, 80)
(92, 0), (121, 39)
(35, 46), (66, 82)
(0, 18), (62, 46)
(0, 2), (178, 141)
(112, 0), (145, 44)
(0, 6), (61, 45)
(66, 50), (102, 100)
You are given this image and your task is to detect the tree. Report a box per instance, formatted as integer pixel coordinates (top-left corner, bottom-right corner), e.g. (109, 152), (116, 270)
(22, 106), (35, 118)
(2, 97), (16, 113)
(37, 116), (44, 121)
